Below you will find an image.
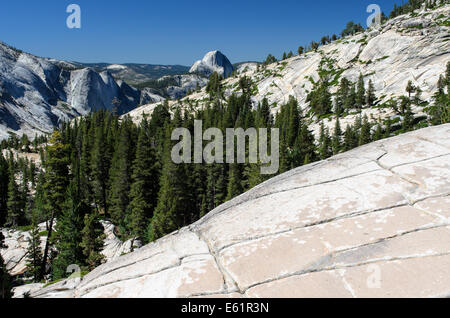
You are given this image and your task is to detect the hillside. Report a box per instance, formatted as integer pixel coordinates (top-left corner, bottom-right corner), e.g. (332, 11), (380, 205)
(27, 124), (450, 298)
(0, 42), (158, 140)
(76, 63), (190, 85)
(127, 4), (450, 137)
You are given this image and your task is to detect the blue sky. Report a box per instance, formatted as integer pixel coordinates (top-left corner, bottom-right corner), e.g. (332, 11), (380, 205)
(1, 0), (402, 66)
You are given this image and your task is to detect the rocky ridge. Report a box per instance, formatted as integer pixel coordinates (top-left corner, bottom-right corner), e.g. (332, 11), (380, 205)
(190, 50), (234, 78)
(0, 42), (163, 140)
(28, 124), (450, 298)
(128, 5), (450, 137)
(0, 220), (138, 297)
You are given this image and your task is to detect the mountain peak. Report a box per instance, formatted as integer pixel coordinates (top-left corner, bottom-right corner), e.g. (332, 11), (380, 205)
(190, 50), (234, 78)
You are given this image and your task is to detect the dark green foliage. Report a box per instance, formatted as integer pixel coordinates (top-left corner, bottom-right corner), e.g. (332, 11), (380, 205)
(263, 54), (277, 65)
(356, 74), (366, 109)
(206, 72), (224, 100)
(129, 119), (160, 243)
(81, 211), (105, 271)
(0, 155), (8, 227)
(91, 117), (111, 216)
(359, 115), (372, 146)
(307, 78), (332, 116)
(7, 166), (23, 227)
(341, 21), (364, 37)
(366, 80), (376, 107)
(332, 117), (343, 155)
(52, 182), (86, 280)
(0, 232), (11, 299)
(148, 125), (193, 241)
(318, 123), (332, 160)
(25, 212), (43, 282)
(427, 62), (450, 125)
(389, 0), (430, 19)
(41, 131), (71, 278)
(108, 117), (136, 233)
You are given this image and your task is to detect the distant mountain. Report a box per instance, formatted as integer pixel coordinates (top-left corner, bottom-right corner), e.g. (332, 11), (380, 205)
(0, 42), (161, 139)
(190, 50), (234, 78)
(75, 62), (190, 85)
(0, 45), (239, 139)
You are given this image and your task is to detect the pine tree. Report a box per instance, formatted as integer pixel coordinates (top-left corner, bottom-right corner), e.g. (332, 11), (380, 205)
(128, 121), (160, 243)
(402, 105), (415, 131)
(226, 164), (244, 200)
(25, 212), (43, 282)
(406, 80), (416, 101)
(0, 155), (9, 227)
(332, 118), (342, 155)
(148, 125), (192, 242)
(80, 211), (105, 271)
(52, 182), (86, 280)
(108, 118), (135, 234)
(356, 73), (366, 109)
(318, 123), (332, 160)
(41, 131), (70, 279)
(91, 124), (110, 216)
(373, 124), (383, 141)
(346, 83), (357, 110)
(359, 115), (372, 146)
(366, 80), (376, 107)
(6, 167), (23, 227)
(343, 125), (358, 151)
(0, 232), (11, 299)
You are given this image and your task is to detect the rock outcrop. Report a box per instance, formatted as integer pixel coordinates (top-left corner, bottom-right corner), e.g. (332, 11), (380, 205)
(190, 51), (234, 78)
(30, 124), (450, 298)
(160, 74), (208, 100)
(129, 5), (449, 138)
(0, 42), (143, 140)
(0, 221), (138, 281)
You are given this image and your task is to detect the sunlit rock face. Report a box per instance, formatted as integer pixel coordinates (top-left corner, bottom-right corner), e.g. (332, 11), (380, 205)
(190, 50), (234, 78)
(0, 42), (142, 140)
(30, 124), (450, 298)
(129, 5), (450, 140)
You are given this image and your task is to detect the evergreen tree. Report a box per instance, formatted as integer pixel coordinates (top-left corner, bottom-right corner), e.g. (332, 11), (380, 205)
(335, 78), (350, 116)
(0, 232), (11, 299)
(80, 211), (105, 271)
(343, 125), (358, 151)
(129, 121), (160, 243)
(0, 155), (9, 227)
(402, 105), (415, 131)
(6, 167), (23, 227)
(318, 123), (332, 160)
(366, 80), (376, 107)
(332, 118), (342, 155)
(25, 212), (43, 282)
(345, 83), (357, 110)
(41, 131), (70, 279)
(108, 118), (135, 234)
(356, 73), (366, 109)
(373, 124), (383, 141)
(52, 182), (86, 280)
(307, 79), (332, 116)
(406, 80), (416, 101)
(359, 115), (372, 146)
(226, 164), (244, 201)
(148, 125), (192, 242)
(91, 124), (110, 216)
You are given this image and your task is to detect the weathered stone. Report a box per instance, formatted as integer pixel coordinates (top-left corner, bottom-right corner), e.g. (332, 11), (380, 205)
(29, 124), (450, 298)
